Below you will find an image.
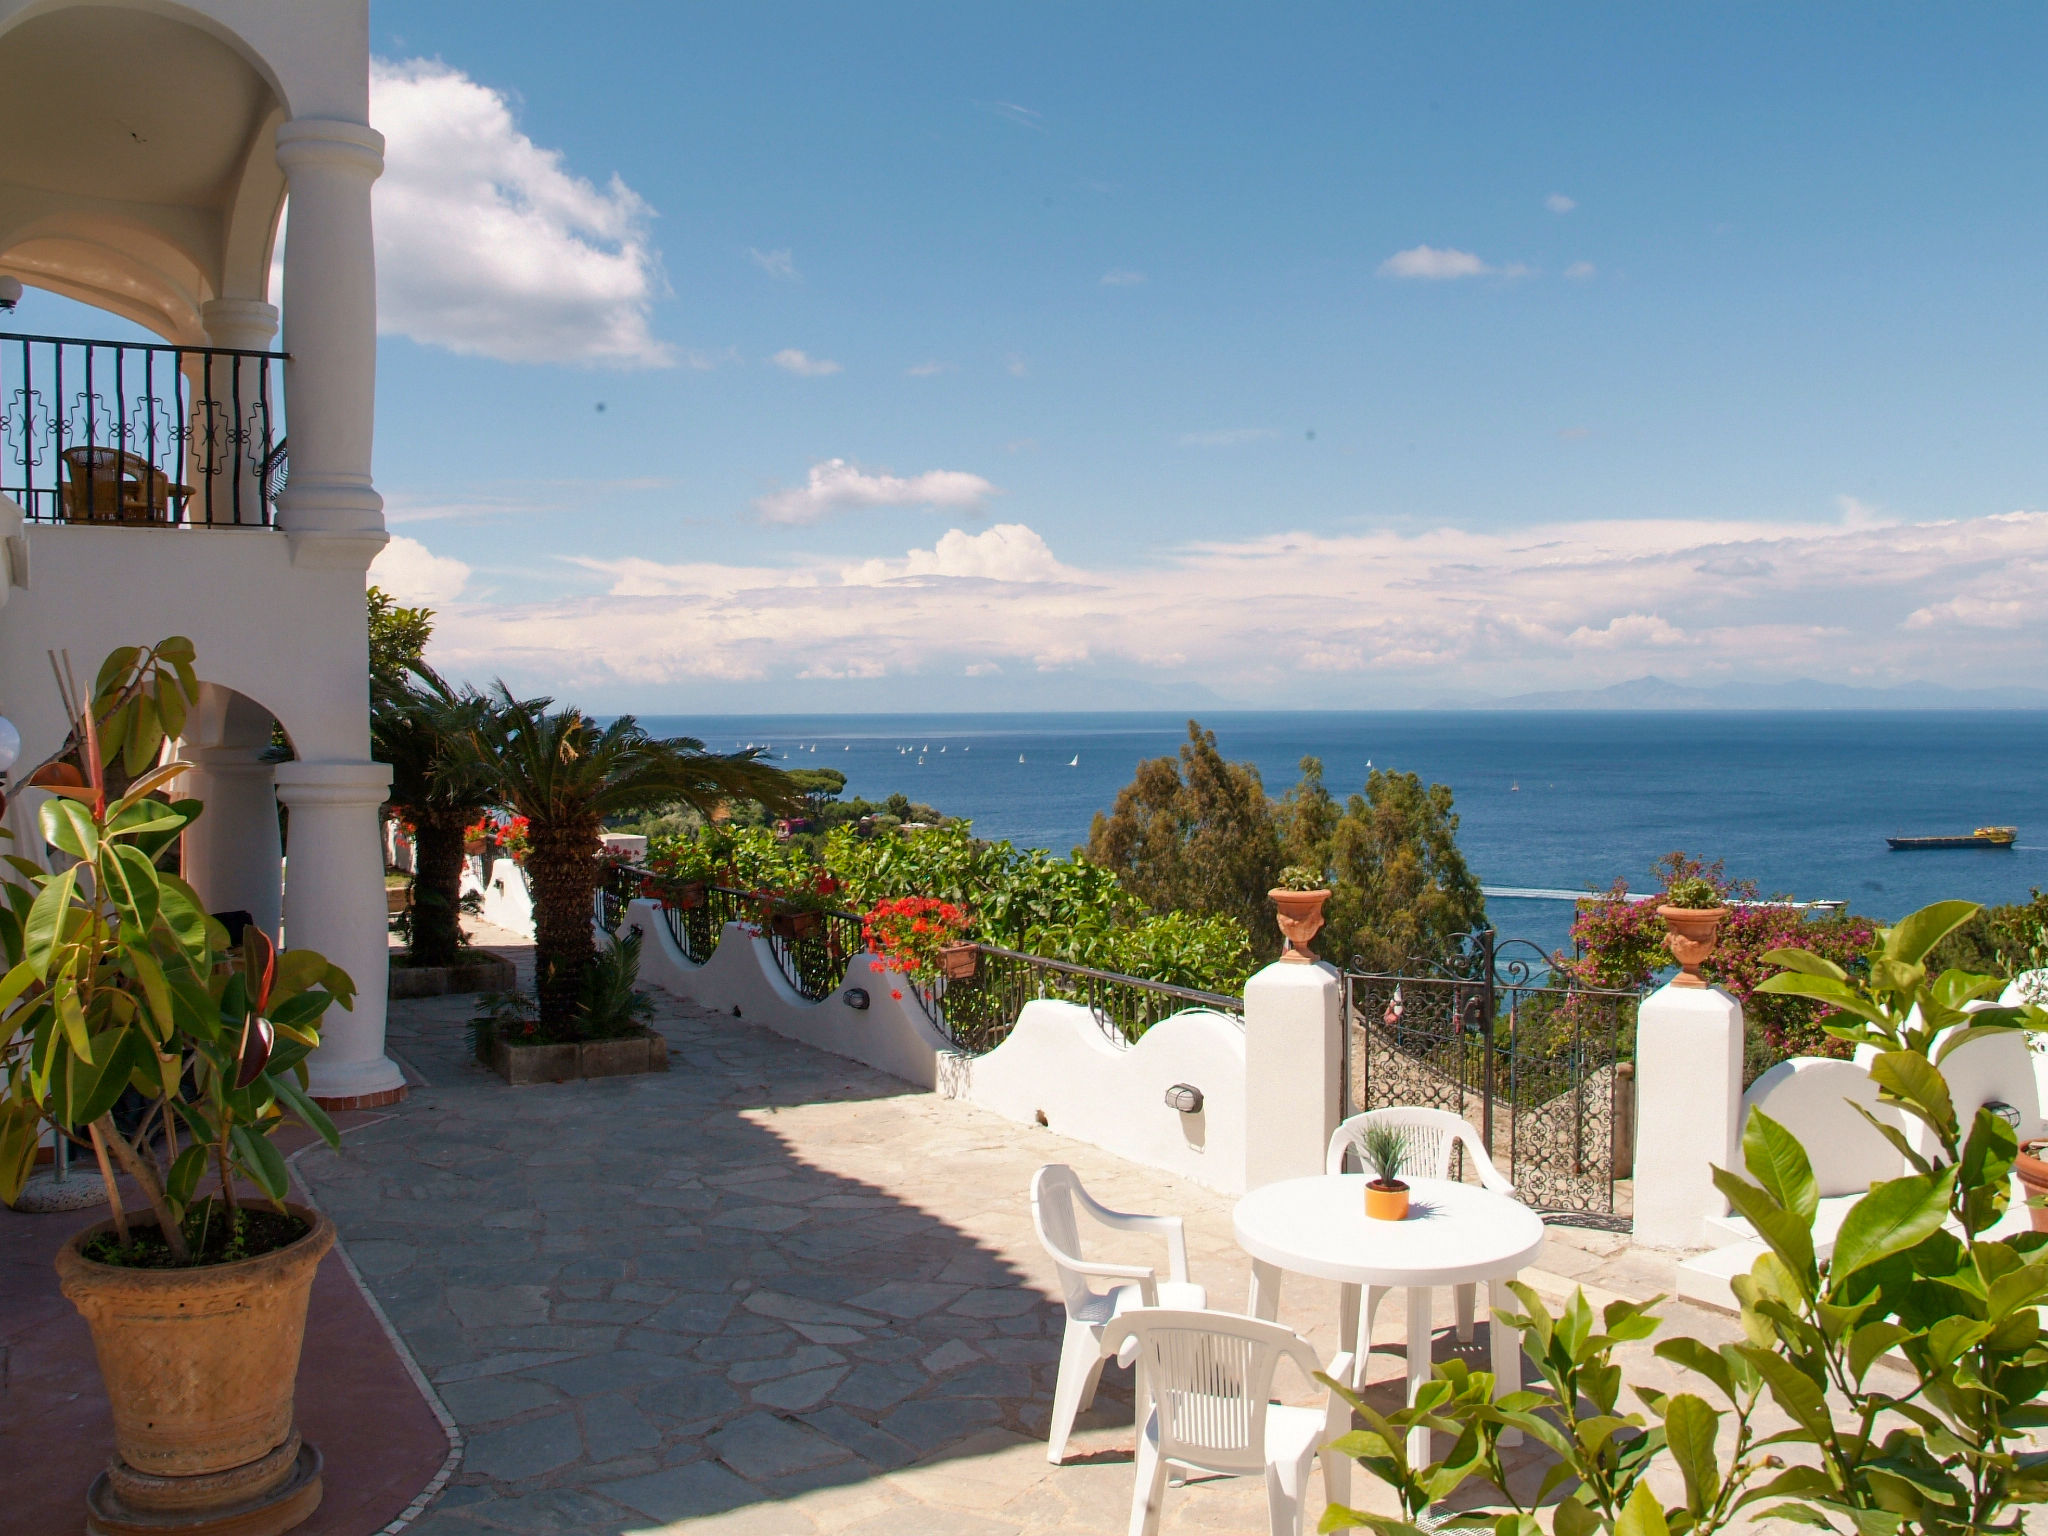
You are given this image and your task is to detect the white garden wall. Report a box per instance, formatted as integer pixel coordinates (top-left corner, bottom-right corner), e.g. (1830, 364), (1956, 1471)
(620, 897), (1250, 1193)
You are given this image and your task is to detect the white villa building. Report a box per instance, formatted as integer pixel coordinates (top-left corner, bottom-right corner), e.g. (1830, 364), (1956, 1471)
(0, 0), (403, 1107)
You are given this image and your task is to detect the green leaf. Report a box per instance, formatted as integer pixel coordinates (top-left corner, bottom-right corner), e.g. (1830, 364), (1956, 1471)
(1848, 1321), (1909, 1381)
(1614, 1482), (1671, 1536)
(1744, 1108), (1819, 1221)
(1715, 1166), (1817, 1284)
(21, 866), (78, 977)
(1740, 1347), (1833, 1440)
(1759, 947), (1849, 980)
(269, 1071), (339, 1148)
(104, 843), (163, 934)
(230, 1124), (289, 1201)
(166, 1143), (208, 1207)
(1831, 1171), (1955, 1283)
(1847, 1101), (1933, 1176)
(1551, 1498), (1601, 1536)
(1885, 901), (1981, 966)
(38, 796), (100, 862)
(93, 644), (139, 698)
(1865, 1052), (1957, 1142)
(1662, 1393), (1722, 1516)
(0, 957), (40, 1015)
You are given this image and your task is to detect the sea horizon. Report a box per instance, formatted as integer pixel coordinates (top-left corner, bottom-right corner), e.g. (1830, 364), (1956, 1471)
(633, 709), (2048, 962)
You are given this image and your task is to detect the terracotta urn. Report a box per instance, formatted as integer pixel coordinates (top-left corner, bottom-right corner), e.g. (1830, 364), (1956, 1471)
(1270, 888), (1332, 964)
(937, 942), (980, 981)
(2017, 1141), (2048, 1234)
(1658, 905), (1730, 988)
(55, 1204), (333, 1534)
(770, 909), (820, 940)
(1365, 1179), (1411, 1221)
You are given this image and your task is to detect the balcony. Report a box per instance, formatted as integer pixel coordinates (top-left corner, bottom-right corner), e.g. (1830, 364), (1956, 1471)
(1, 331), (285, 528)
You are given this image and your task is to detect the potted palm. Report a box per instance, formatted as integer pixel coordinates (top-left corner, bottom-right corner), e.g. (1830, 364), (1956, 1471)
(1360, 1125), (1412, 1220)
(0, 649), (353, 1535)
(1657, 874), (1730, 988)
(462, 688), (799, 1026)
(1269, 864), (1333, 964)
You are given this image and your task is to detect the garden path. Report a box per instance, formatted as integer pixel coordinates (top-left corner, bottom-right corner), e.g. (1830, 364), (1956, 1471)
(306, 941), (1754, 1536)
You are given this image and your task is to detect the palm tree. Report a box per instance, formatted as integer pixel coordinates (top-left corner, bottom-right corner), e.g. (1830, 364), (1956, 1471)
(372, 669), (497, 969)
(468, 687), (800, 1023)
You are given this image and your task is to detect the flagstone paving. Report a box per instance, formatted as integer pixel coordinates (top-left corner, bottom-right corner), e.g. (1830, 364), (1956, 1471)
(303, 946), (1743, 1535)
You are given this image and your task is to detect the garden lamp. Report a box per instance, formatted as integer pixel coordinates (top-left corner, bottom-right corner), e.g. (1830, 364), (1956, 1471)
(0, 714), (19, 775)
(0, 276), (20, 312)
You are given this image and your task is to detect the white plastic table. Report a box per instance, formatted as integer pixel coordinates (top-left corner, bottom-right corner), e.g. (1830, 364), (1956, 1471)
(1233, 1174), (1546, 1462)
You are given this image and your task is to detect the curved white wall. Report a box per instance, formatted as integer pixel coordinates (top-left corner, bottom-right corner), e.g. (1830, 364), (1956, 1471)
(621, 898), (1249, 1192)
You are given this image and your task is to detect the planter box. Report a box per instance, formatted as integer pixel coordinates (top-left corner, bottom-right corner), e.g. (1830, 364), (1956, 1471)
(488, 1028), (669, 1085)
(388, 951), (518, 999)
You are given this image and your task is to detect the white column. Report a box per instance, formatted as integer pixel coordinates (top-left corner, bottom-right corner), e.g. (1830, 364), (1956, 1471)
(1243, 960), (1342, 1192)
(181, 749), (283, 938)
(274, 760), (402, 1108)
(1632, 981), (1744, 1250)
(192, 299), (281, 528)
(272, 118), (387, 569)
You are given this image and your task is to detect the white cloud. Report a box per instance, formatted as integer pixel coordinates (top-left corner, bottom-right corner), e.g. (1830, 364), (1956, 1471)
(1180, 428), (1280, 447)
(1546, 193), (1578, 214)
(747, 247), (799, 280)
(906, 360), (952, 377)
(1564, 261), (1597, 280)
(413, 509), (2048, 702)
(1100, 269), (1147, 286)
(753, 458), (999, 525)
(369, 534), (471, 605)
(1837, 495), (1894, 529)
(370, 58), (670, 367)
(1005, 355), (1029, 377)
(770, 348), (842, 377)
(841, 524), (1067, 585)
(1378, 245), (1528, 280)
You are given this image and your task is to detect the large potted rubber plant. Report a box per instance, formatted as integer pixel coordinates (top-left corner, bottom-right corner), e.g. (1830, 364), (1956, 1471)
(0, 648), (353, 1535)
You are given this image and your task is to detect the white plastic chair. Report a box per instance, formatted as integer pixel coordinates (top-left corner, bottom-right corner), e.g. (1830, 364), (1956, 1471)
(1032, 1164), (1207, 1464)
(1100, 1308), (1352, 1536)
(1326, 1107), (1514, 1366)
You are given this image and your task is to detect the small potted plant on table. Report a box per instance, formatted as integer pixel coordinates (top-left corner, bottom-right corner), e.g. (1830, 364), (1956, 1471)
(1269, 865), (1333, 964)
(1657, 875), (1730, 987)
(1361, 1125), (1412, 1220)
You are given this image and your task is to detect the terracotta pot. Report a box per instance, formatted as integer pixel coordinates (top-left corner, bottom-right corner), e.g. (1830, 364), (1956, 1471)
(1269, 888), (1332, 964)
(1365, 1180), (1411, 1221)
(937, 942), (980, 981)
(2017, 1141), (2048, 1234)
(671, 880), (706, 909)
(55, 1203), (332, 1526)
(771, 910), (820, 940)
(1658, 904), (1729, 988)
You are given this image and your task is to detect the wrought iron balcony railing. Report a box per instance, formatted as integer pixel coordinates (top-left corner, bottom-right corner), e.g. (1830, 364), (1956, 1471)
(2, 331), (287, 528)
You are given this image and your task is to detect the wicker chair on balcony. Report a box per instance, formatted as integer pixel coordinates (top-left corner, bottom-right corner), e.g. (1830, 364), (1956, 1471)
(59, 446), (192, 525)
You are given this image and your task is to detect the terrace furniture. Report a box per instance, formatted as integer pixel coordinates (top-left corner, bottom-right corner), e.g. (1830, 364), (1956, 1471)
(1099, 1307), (1351, 1536)
(59, 446), (192, 524)
(1031, 1163), (1206, 1465)
(1325, 1107), (1514, 1355)
(1234, 1173), (1544, 1465)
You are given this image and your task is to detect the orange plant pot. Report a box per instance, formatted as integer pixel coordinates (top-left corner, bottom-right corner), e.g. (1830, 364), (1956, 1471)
(937, 943), (980, 981)
(1364, 1180), (1410, 1221)
(2018, 1141), (2048, 1234)
(1657, 905), (1730, 987)
(1269, 888), (1332, 964)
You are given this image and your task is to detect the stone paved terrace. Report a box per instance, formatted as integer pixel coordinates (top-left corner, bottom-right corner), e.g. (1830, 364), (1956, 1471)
(303, 946), (1750, 1536)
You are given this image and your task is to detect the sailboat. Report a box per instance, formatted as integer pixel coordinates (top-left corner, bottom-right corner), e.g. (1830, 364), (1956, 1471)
(1068, 755), (1079, 767)
(1510, 781), (1520, 792)
(1018, 753), (1026, 763)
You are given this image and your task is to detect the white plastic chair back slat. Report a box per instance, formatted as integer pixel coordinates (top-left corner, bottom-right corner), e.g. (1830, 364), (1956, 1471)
(1031, 1164), (1097, 1315)
(1327, 1106), (1513, 1193)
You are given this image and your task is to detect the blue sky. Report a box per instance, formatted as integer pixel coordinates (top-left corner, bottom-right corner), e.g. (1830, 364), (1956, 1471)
(25, 4), (2048, 708)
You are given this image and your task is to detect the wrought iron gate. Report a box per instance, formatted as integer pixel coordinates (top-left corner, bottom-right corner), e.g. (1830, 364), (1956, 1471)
(1343, 930), (1640, 1226)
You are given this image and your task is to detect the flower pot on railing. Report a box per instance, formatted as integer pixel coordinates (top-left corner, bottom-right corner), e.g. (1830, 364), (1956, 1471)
(937, 942), (980, 981)
(1657, 904), (1729, 987)
(670, 880), (707, 910)
(1269, 887), (1332, 964)
(770, 910), (820, 941)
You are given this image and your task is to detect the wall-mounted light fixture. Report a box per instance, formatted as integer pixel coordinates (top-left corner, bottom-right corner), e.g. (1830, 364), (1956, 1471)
(843, 987), (870, 1011)
(0, 276), (21, 313)
(1163, 1083), (1203, 1114)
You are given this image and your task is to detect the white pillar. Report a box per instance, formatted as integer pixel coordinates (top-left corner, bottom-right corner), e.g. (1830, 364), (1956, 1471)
(275, 760), (402, 1108)
(272, 118), (387, 569)
(182, 749), (283, 938)
(1243, 960), (1342, 1191)
(1632, 982), (1744, 1250)
(192, 299), (281, 528)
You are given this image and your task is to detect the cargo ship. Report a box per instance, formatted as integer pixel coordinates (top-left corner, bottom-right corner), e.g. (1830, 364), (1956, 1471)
(1886, 826), (2018, 851)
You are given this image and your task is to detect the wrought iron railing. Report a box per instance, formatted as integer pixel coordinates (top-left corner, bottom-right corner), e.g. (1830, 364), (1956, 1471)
(911, 943), (1243, 1056)
(759, 907), (865, 1002)
(2, 331), (286, 527)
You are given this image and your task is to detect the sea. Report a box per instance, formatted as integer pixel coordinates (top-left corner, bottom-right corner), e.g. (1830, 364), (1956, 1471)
(639, 711), (2048, 962)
